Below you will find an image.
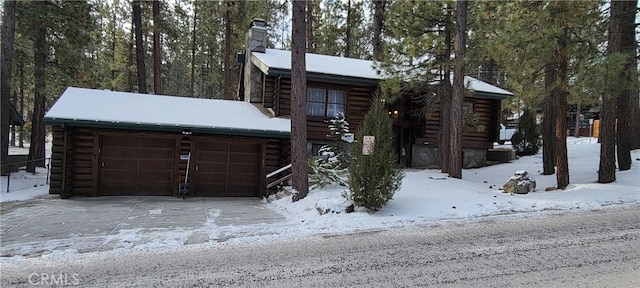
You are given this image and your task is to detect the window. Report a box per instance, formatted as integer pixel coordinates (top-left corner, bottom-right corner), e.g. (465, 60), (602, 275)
(307, 88), (346, 117)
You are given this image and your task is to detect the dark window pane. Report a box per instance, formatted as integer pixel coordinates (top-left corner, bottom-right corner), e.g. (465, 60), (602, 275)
(307, 102), (325, 116)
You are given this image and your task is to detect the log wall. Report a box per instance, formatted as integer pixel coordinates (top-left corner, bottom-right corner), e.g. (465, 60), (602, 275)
(263, 76), (377, 140)
(423, 97), (501, 149)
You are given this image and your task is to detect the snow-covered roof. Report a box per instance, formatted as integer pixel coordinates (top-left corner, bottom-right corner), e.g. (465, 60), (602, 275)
(44, 87), (291, 138)
(463, 76), (513, 97)
(251, 49), (383, 81)
(251, 49), (513, 97)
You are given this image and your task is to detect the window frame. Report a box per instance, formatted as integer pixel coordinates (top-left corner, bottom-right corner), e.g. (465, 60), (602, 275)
(306, 84), (348, 118)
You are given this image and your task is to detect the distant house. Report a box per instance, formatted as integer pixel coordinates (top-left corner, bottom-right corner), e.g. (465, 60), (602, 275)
(239, 19), (513, 169)
(8, 101), (25, 127)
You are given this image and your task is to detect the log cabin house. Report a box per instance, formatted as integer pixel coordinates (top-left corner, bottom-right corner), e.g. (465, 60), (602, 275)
(239, 19), (514, 170)
(44, 19), (513, 199)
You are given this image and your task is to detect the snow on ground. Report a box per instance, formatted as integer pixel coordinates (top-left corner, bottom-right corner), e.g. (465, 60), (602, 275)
(0, 137), (638, 257)
(1, 140), (51, 200)
(267, 137), (640, 238)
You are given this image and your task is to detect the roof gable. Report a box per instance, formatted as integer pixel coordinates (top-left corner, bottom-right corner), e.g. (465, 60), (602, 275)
(44, 87), (291, 138)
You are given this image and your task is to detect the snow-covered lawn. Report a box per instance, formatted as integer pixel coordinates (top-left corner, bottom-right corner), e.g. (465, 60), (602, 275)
(267, 137), (640, 237)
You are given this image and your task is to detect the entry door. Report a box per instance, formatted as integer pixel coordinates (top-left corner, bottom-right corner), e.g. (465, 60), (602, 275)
(193, 139), (260, 197)
(100, 135), (175, 196)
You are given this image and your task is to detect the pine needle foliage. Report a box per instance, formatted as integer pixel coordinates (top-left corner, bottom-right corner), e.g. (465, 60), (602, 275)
(511, 108), (540, 156)
(347, 97), (403, 211)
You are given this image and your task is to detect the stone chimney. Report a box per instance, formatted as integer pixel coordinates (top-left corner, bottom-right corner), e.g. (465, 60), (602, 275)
(245, 18), (266, 53)
(243, 18), (267, 104)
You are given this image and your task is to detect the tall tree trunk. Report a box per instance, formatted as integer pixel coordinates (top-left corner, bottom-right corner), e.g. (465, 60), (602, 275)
(190, 4), (197, 97)
(573, 103), (581, 137)
(478, 58), (495, 84)
(111, 8), (116, 83)
(306, 0), (315, 53)
(18, 51), (24, 148)
(449, 0), (467, 179)
(344, 0), (352, 58)
(439, 5), (453, 174)
(27, 24), (47, 173)
(127, 42), (134, 92)
(542, 63), (556, 175)
(153, 0), (162, 95)
(615, 0), (637, 170)
(133, 0), (147, 94)
(599, 0), (625, 183)
(554, 33), (569, 189)
(0, 0), (16, 176)
(626, 1), (640, 150)
(223, 1), (233, 100)
(372, 0), (386, 61)
(10, 92), (16, 146)
(291, 0), (309, 201)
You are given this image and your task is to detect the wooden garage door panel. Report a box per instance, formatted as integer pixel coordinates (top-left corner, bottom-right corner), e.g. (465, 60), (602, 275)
(193, 139), (260, 197)
(228, 174), (259, 184)
(140, 137), (175, 147)
(225, 184), (259, 196)
(139, 149), (174, 159)
(229, 142), (257, 152)
(102, 182), (138, 195)
(100, 135), (175, 196)
(229, 162), (258, 171)
(229, 153), (258, 163)
(102, 148), (139, 158)
(139, 159), (173, 170)
(198, 141), (229, 151)
(102, 136), (139, 147)
(197, 151), (228, 162)
(102, 158), (138, 170)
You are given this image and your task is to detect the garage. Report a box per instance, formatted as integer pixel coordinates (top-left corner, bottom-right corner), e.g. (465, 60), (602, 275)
(44, 87), (291, 199)
(100, 135), (175, 196)
(192, 139), (261, 197)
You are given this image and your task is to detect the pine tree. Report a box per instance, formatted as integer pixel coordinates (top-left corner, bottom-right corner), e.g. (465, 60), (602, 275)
(308, 113), (351, 187)
(449, 0), (467, 179)
(291, 0), (309, 202)
(132, 0), (147, 93)
(1, 0), (16, 176)
(348, 97), (403, 211)
(325, 112), (350, 166)
(511, 108), (540, 156)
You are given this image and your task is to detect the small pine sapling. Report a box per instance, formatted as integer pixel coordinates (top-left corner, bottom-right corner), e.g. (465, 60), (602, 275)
(308, 113), (351, 188)
(347, 97), (403, 211)
(325, 112), (351, 167)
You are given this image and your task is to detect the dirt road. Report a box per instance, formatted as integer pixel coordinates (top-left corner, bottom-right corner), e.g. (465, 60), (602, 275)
(2, 205), (639, 287)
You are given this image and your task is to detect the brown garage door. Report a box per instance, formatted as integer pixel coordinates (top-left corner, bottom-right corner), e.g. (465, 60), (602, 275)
(193, 139), (260, 197)
(100, 135), (175, 196)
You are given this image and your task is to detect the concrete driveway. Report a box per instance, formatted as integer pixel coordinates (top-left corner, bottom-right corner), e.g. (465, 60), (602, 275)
(0, 195), (286, 258)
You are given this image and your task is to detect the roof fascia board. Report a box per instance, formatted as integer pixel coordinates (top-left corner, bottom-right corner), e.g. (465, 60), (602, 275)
(43, 118), (291, 139)
(266, 69), (380, 86)
(472, 91), (513, 100)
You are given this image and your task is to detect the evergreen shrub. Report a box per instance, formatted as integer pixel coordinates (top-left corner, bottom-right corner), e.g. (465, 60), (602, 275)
(347, 97), (403, 211)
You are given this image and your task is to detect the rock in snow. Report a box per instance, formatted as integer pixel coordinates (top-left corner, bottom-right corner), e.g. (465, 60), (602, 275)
(503, 170), (536, 194)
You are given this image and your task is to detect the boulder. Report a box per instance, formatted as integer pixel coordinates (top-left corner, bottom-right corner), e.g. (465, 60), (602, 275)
(503, 170), (536, 194)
